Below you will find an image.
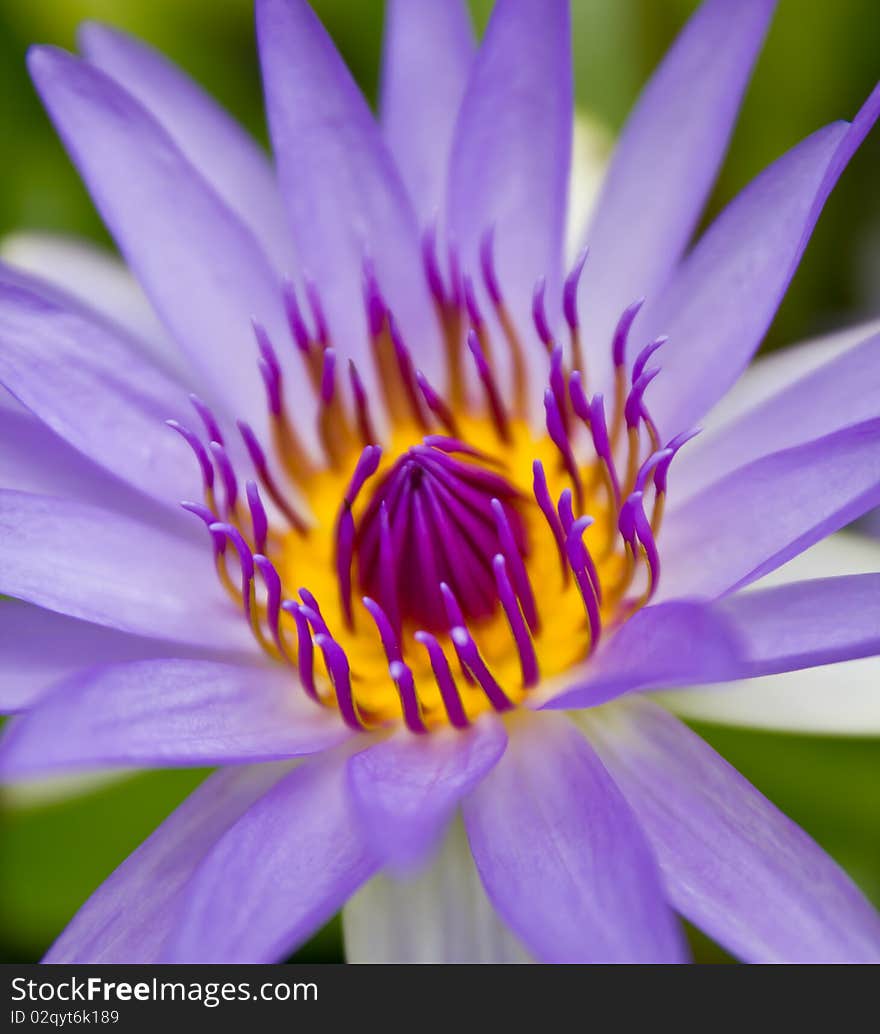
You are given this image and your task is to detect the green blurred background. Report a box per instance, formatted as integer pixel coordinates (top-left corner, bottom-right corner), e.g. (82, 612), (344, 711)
(0, 0), (878, 963)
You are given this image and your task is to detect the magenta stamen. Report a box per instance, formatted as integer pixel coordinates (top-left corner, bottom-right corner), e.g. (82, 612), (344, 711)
(531, 277), (554, 350)
(282, 601), (320, 701)
(254, 554), (286, 655)
(298, 589), (329, 635)
(388, 315), (427, 427)
(462, 274), (484, 332)
(314, 633), (363, 730)
(362, 258), (387, 338)
(565, 517), (602, 652)
(568, 371), (591, 425)
(563, 246), (589, 331)
(362, 596), (403, 664)
(635, 449), (673, 494)
(349, 361), (378, 445)
(493, 555), (539, 686)
(556, 486), (575, 534)
(480, 227), (502, 307)
(237, 420), (306, 531)
(166, 420), (215, 492)
(532, 459), (568, 578)
(467, 329), (509, 441)
(245, 480), (269, 554)
(189, 394), (225, 446)
(258, 356), (282, 416)
(491, 498), (538, 634)
(336, 508), (356, 627)
(208, 440), (239, 516)
(320, 347), (336, 405)
(549, 345), (569, 426)
(625, 367), (661, 429)
(416, 372), (459, 435)
(304, 278), (330, 348)
(654, 429), (701, 494)
(543, 387), (582, 511)
(558, 500), (602, 605)
(632, 335), (668, 384)
(378, 502), (401, 636)
(414, 631), (470, 729)
(389, 659), (428, 734)
(588, 393), (621, 505)
(210, 522), (254, 622)
(449, 626), (514, 712)
(447, 240), (462, 308)
(612, 298), (646, 369)
(421, 435), (499, 466)
(282, 278), (313, 354)
(180, 501), (224, 558)
(617, 492), (641, 548)
(422, 224), (447, 307)
(632, 496), (660, 595)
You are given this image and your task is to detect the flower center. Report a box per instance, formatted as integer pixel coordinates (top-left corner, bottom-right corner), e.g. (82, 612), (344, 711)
(355, 441), (526, 631)
(173, 229), (695, 733)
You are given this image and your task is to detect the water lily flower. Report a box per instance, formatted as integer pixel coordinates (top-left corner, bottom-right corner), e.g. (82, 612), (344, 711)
(1, 0), (880, 964)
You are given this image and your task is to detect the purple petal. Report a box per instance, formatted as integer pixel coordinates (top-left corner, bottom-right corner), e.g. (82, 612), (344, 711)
(0, 401), (175, 525)
(693, 320), (880, 443)
(380, 0), (475, 225)
(347, 716), (506, 870)
(343, 820), (531, 963)
(162, 749), (377, 962)
(0, 489), (249, 649)
(0, 264), (198, 506)
(446, 0), (571, 391)
(638, 83), (880, 436)
(541, 601), (743, 711)
(586, 697), (880, 962)
(45, 764), (292, 962)
(579, 0), (776, 393)
(659, 419), (880, 599)
(677, 328), (880, 498)
(2, 232), (184, 376)
(719, 573), (880, 676)
(28, 46), (303, 439)
(462, 711), (687, 963)
(0, 601), (235, 714)
(0, 658), (347, 777)
(79, 22), (297, 277)
(255, 0), (441, 384)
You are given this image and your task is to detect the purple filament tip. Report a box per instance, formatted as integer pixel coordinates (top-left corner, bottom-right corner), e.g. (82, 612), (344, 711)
(282, 278), (312, 354)
(209, 440), (239, 515)
(632, 335), (668, 385)
(320, 348), (337, 405)
(493, 554), (539, 686)
(612, 298), (646, 369)
(167, 420), (214, 491)
(304, 277), (329, 347)
(414, 631), (469, 729)
(245, 480), (269, 555)
(189, 394), (224, 446)
(625, 367), (660, 430)
(362, 258), (387, 338)
(532, 277), (554, 348)
(480, 227), (502, 306)
(422, 223), (447, 306)
(462, 275), (484, 331)
(563, 246), (589, 330)
(654, 429), (700, 494)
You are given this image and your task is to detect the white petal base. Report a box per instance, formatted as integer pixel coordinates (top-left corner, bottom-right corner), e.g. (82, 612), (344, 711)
(342, 818), (531, 964)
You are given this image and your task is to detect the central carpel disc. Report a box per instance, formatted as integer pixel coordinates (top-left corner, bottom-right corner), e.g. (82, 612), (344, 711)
(355, 444), (527, 631)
